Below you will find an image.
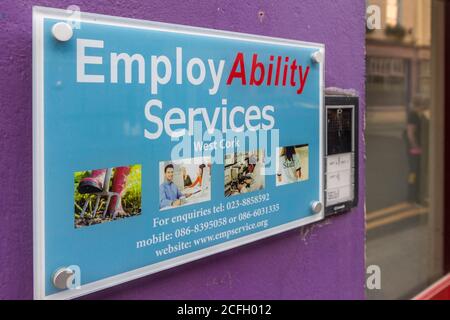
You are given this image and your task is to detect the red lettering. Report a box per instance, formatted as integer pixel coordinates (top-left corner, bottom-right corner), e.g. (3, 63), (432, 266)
(250, 54), (265, 86)
(267, 56), (274, 85)
(226, 52), (247, 85)
(282, 57), (289, 86)
(275, 56), (281, 85)
(226, 52), (310, 95)
(296, 65), (310, 94)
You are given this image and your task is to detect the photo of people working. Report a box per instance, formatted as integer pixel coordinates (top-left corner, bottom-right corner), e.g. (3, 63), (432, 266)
(224, 149), (265, 197)
(159, 157), (211, 210)
(276, 144), (309, 187)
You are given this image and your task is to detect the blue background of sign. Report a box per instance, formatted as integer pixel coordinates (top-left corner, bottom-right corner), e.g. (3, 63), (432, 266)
(43, 18), (321, 295)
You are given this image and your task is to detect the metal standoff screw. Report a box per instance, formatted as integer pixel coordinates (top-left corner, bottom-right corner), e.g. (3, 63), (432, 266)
(52, 22), (73, 42)
(311, 201), (323, 214)
(311, 51), (324, 64)
(52, 267), (75, 289)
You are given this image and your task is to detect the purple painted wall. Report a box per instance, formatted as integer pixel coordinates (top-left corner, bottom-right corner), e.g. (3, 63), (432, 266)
(0, 0), (366, 299)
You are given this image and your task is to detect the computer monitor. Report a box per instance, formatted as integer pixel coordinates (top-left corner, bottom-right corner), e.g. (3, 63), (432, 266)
(224, 167), (231, 185)
(225, 154), (235, 166)
(172, 163), (184, 190)
(202, 165), (210, 191)
(231, 167), (239, 180)
(237, 153), (245, 164)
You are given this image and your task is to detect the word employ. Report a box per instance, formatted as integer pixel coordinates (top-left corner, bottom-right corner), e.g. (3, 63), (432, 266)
(76, 39), (224, 95)
(76, 39), (311, 96)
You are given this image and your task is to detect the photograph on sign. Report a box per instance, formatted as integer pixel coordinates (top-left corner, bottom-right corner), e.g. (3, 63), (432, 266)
(159, 157), (212, 210)
(224, 149), (265, 197)
(276, 144), (309, 187)
(33, 6), (324, 299)
(74, 165), (142, 228)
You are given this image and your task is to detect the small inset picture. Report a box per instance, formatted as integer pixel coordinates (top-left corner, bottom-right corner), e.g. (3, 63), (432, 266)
(224, 149), (265, 197)
(276, 145), (309, 186)
(159, 157), (212, 210)
(74, 165), (142, 228)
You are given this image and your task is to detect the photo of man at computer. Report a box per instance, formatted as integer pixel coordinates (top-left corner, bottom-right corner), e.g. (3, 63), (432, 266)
(159, 157), (212, 210)
(224, 149), (265, 197)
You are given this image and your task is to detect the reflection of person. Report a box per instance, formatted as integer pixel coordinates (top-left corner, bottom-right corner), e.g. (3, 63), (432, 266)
(405, 107), (423, 204)
(188, 164), (205, 188)
(277, 147), (301, 184)
(181, 167), (192, 187)
(77, 166), (130, 216)
(160, 164), (190, 209)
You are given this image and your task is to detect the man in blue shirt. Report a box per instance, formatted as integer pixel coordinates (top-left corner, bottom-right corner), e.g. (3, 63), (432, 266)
(160, 164), (190, 209)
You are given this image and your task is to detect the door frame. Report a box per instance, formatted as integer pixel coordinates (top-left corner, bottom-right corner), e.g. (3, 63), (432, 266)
(428, 0), (446, 279)
(444, 0), (450, 273)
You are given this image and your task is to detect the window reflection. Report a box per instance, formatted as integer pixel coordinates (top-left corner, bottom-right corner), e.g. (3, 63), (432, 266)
(386, 0), (401, 27)
(366, 0), (441, 299)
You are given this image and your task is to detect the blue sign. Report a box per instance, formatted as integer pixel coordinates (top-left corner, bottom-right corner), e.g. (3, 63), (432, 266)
(33, 7), (324, 299)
